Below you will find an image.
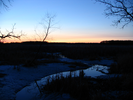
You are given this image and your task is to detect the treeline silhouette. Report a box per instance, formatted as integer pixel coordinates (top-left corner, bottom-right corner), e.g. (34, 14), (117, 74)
(2, 40), (133, 45)
(100, 40), (133, 45)
(0, 41), (48, 45)
(21, 41), (48, 44)
(1, 40), (133, 66)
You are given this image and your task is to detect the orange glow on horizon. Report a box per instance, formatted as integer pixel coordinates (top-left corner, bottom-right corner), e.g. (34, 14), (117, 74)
(2, 37), (101, 43)
(50, 38), (101, 43)
(2, 32), (133, 43)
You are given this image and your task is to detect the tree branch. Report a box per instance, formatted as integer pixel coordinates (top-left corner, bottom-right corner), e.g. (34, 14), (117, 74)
(0, 0), (12, 10)
(0, 23), (23, 41)
(96, 0), (133, 28)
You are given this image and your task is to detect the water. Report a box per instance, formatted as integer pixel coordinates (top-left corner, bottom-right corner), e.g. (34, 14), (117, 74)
(16, 65), (109, 100)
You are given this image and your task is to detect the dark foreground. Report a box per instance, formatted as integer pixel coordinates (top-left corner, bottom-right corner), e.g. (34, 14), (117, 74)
(42, 73), (133, 100)
(1, 42), (133, 66)
(1, 42), (133, 100)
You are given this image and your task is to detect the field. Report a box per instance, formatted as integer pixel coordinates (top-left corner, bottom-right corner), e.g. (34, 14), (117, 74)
(1, 42), (133, 66)
(0, 42), (133, 99)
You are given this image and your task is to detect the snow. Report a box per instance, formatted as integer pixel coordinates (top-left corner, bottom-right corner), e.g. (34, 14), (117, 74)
(0, 56), (114, 100)
(0, 63), (74, 100)
(16, 65), (110, 100)
(59, 57), (114, 67)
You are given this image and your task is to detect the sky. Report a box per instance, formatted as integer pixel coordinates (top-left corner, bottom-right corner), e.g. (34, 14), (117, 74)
(0, 0), (133, 43)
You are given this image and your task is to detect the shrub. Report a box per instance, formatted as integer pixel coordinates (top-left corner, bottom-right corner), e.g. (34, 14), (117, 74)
(41, 71), (133, 100)
(109, 54), (133, 74)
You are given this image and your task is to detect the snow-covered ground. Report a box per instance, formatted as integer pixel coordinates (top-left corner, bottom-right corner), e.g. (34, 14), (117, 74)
(0, 56), (114, 100)
(16, 64), (110, 100)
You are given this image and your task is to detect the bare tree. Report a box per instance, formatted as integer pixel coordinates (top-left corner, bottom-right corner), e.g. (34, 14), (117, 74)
(25, 14), (57, 67)
(35, 13), (57, 54)
(96, 0), (133, 28)
(0, 23), (23, 42)
(34, 13), (57, 42)
(39, 13), (57, 42)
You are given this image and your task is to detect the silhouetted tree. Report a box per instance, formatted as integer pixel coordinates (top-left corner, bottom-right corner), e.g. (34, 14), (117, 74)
(39, 13), (57, 42)
(35, 13), (57, 55)
(25, 13), (57, 67)
(96, 0), (133, 28)
(0, 23), (23, 42)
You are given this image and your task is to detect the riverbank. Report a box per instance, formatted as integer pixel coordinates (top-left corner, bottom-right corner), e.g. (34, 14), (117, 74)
(0, 43), (133, 99)
(0, 58), (113, 99)
(41, 72), (133, 100)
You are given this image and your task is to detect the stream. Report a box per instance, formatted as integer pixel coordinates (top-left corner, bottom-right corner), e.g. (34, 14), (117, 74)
(16, 53), (115, 100)
(16, 64), (109, 100)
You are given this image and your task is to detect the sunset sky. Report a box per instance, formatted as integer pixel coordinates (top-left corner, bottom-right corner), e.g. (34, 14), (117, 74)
(0, 0), (133, 43)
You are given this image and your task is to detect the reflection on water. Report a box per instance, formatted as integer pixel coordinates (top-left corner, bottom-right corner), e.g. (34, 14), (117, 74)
(16, 65), (109, 100)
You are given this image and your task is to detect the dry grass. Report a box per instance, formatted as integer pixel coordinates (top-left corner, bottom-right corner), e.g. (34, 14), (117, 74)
(41, 71), (133, 100)
(0, 43), (133, 68)
(109, 54), (133, 74)
(0, 73), (7, 78)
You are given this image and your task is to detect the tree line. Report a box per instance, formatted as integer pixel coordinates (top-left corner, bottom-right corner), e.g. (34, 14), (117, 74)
(100, 40), (133, 45)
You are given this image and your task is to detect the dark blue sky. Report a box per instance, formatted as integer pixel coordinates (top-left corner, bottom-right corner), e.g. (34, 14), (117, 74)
(0, 0), (133, 43)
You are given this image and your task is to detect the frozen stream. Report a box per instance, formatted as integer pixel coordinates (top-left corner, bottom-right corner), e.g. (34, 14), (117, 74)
(0, 52), (115, 99)
(16, 65), (109, 100)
